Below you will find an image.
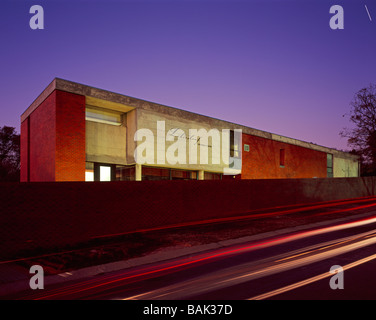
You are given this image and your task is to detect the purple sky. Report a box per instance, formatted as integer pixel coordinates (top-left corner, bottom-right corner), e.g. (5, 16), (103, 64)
(1, 0), (375, 151)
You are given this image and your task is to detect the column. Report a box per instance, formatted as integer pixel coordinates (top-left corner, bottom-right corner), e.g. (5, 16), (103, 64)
(135, 163), (142, 181)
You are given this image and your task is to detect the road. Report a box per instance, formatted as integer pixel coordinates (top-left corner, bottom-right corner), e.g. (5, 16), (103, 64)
(11, 211), (376, 300)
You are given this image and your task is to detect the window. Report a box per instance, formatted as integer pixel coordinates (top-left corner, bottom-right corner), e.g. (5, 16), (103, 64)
(142, 166), (170, 181)
(140, 167), (197, 181)
(171, 169), (195, 180)
(85, 162), (94, 181)
(280, 149), (285, 167)
(327, 154), (333, 178)
(88, 162), (116, 181)
(244, 144), (250, 152)
(85, 106), (122, 126)
(204, 172), (222, 180)
(99, 166), (112, 181)
(230, 130), (240, 158)
(116, 165), (136, 181)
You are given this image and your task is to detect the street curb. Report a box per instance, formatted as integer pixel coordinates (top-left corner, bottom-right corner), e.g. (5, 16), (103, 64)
(1, 210), (376, 298)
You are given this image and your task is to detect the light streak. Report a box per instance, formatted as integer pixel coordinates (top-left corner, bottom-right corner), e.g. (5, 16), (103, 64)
(123, 230), (376, 300)
(4, 196), (374, 266)
(365, 5), (372, 21)
(19, 213), (376, 299)
(249, 253), (376, 300)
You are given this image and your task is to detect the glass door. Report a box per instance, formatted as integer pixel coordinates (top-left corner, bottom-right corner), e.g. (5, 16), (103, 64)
(99, 166), (112, 181)
(93, 163), (115, 181)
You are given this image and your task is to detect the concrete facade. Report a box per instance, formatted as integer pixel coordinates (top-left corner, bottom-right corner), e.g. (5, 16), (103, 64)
(86, 120), (127, 165)
(333, 156), (360, 178)
(20, 78), (360, 182)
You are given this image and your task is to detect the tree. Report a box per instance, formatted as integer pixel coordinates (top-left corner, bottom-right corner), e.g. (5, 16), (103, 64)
(0, 126), (20, 181)
(340, 84), (376, 176)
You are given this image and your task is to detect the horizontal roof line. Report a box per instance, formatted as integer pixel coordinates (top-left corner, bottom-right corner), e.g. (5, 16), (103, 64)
(20, 77), (357, 159)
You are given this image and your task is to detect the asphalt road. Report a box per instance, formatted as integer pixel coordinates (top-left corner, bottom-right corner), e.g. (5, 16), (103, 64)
(12, 212), (376, 300)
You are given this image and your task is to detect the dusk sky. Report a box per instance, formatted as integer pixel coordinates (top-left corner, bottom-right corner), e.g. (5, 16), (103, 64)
(1, 0), (375, 151)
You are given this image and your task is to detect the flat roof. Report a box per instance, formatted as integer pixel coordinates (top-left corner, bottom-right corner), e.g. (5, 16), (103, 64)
(21, 77), (358, 160)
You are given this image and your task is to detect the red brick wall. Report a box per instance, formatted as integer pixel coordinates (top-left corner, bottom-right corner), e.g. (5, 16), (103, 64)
(29, 91), (57, 182)
(240, 133), (327, 179)
(20, 118), (29, 182)
(55, 90), (86, 181)
(20, 90), (86, 182)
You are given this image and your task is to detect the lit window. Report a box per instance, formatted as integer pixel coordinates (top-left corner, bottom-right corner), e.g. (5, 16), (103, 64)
(100, 166), (112, 181)
(86, 106), (122, 126)
(85, 162), (94, 181)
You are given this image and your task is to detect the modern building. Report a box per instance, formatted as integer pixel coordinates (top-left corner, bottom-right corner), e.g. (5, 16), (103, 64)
(20, 78), (359, 182)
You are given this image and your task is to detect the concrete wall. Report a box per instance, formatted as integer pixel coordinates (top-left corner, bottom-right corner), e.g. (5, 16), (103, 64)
(333, 155), (359, 177)
(86, 121), (127, 165)
(1, 177), (376, 258)
(126, 109), (138, 164)
(136, 108), (237, 173)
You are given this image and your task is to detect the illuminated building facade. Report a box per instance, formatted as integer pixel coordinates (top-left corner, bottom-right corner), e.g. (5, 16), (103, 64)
(20, 78), (359, 182)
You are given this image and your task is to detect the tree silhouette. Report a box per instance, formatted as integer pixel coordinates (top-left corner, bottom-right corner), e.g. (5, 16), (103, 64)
(341, 84), (376, 176)
(0, 126), (20, 181)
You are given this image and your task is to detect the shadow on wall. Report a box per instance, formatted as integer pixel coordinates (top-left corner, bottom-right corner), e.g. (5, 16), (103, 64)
(306, 177), (376, 203)
(361, 176), (376, 196)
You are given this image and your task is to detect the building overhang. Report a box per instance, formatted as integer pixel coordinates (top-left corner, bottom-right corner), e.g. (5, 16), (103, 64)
(21, 78), (136, 122)
(85, 96), (135, 113)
